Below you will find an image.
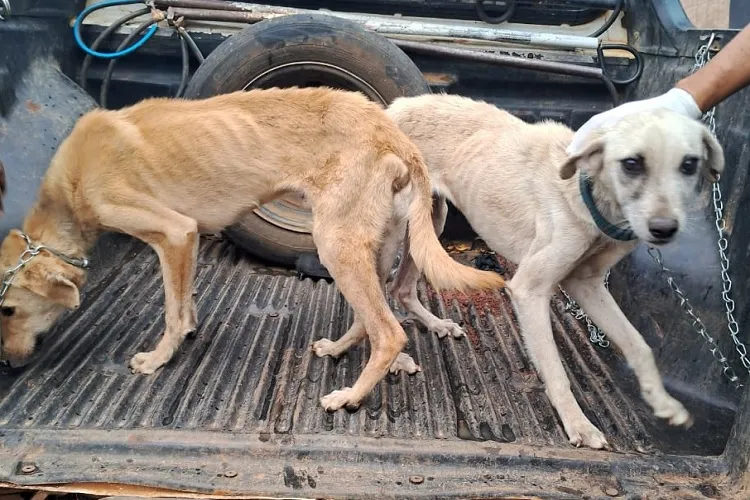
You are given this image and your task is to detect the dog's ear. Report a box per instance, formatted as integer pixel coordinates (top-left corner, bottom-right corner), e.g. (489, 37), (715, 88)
(16, 267), (81, 310)
(560, 138), (605, 180)
(701, 128), (724, 183)
(44, 275), (81, 310)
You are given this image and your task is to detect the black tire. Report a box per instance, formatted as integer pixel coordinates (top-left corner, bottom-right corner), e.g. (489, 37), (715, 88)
(184, 14), (430, 268)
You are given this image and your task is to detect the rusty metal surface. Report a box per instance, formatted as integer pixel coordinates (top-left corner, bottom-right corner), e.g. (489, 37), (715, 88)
(0, 237), (675, 447)
(0, 235), (736, 498)
(0, 428), (729, 498)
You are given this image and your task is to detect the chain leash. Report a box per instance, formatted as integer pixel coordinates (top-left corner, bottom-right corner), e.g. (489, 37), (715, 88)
(559, 272), (611, 348)
(563, 33), (750, 387)
(0, 233), (89, 307)
(648, 33), (750, 387)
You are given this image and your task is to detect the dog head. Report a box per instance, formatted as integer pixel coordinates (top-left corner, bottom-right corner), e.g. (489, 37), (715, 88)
(560, 109), (724, 245)
(0, 230), (84, 367)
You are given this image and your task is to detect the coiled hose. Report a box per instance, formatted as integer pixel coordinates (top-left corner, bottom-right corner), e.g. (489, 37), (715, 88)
(74, 0), (204, 108)
(74, 0), (158, 59)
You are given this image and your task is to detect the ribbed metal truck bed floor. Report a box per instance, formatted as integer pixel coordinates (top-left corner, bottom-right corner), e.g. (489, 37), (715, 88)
(0, 236), (733, 498)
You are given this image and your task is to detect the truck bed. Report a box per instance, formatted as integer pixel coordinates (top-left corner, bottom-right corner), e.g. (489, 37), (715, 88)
(0, 235), (732, 498)
(2, 2), (747, 495)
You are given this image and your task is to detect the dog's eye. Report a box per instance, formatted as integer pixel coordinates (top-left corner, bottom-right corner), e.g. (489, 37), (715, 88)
(1, 306), (15, 317)
(680, 156), (699, 176)
(621, 156), (645, 176)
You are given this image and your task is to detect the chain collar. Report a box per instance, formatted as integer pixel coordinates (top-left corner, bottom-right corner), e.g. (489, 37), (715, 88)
(0, 232), (90, 307)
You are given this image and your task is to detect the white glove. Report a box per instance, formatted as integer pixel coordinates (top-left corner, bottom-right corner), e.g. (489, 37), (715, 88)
(566, 88), (703, 155)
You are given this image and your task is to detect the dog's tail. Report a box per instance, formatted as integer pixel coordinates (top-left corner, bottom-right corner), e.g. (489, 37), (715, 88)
(401, 150), (506, 293)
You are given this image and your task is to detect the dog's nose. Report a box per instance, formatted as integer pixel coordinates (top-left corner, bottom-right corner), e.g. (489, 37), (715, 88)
(648, 217), (679, 240)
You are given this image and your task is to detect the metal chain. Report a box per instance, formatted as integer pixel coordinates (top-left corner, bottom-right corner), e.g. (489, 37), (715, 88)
(647, 247), (740, 386)
(564, 33), (750, 387)
(0, 245), (43, 305)
(559, 272), (611, 348)
(711, 175), (750, 374)
(0, 233), (89, 307)
(646, 33), (750, 387)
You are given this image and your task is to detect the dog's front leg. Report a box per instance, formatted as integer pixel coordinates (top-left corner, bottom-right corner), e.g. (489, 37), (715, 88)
(510, 247), (610, 449)
(511, 284), (610, 449)
(129, 222), (200, 374)
(561, 276), (691, 427)
(98, 202), (200, 375)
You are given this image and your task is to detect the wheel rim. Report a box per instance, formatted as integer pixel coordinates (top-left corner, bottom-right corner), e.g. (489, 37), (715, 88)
(243, 61), (386, 234)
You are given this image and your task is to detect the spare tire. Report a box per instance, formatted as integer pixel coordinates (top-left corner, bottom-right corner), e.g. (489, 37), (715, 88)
(184, 14), (430, 268)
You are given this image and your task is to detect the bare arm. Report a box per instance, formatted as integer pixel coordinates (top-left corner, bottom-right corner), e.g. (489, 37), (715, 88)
(676, 24), (750, 112)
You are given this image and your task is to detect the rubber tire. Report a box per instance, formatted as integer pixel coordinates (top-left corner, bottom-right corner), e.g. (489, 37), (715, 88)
(183, 14), (430, 268)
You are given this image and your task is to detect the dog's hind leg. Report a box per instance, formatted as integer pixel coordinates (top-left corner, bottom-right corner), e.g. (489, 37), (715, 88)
(312, 197), (416, 367)
(380, 202), (421, 374)
(391, 197), (465, 339)
(312, 318), (365, 359)
(561, 275), (691, 427)
(96, 198), (199, 375)
(311, 155), (410, 411)
(314, 234), (407, 410)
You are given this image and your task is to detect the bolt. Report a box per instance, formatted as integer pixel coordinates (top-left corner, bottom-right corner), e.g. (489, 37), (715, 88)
(409, 475), (424, 485)
(21, 464), (37, 474)
(223, 470), (238, 478)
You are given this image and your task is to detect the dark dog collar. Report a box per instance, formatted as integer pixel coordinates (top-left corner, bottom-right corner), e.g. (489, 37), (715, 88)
(579, 173), (637, 242)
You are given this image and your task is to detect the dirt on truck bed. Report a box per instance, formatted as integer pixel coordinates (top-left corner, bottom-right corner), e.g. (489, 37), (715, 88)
(0, 234), (733, 498)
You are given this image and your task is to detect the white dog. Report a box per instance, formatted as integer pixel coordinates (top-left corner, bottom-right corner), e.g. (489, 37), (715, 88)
(314, 93), (722, 449)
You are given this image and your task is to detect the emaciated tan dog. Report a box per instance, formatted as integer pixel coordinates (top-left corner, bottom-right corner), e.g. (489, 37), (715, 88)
(319, 93), (722, 448)
(0, 87), (504, 411)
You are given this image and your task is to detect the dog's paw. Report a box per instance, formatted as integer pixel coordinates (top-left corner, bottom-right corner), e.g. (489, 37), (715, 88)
(320, 387), (359, 412)
(129, 351), (167, 375)
(652, 395), (693, 427)
(565, 419), (610, 450)
(312, 338), (342, 359)
(429, 319), (465, 339)
(389, 353), (421, 375)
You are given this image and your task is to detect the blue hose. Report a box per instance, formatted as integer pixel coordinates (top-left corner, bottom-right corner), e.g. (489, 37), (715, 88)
(73, 0), (158, 59)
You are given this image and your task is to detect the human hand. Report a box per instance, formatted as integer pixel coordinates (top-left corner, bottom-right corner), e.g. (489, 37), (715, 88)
(566, 88), (703, 155)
